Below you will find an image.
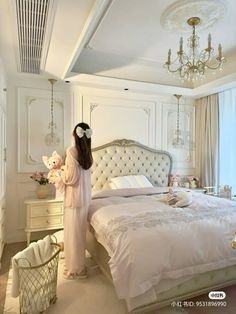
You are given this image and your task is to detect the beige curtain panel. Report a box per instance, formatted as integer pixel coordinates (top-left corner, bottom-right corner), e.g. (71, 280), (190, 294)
(195, 94), (219, 188)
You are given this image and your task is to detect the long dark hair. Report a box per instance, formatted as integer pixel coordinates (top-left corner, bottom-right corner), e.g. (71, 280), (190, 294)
(73, 122), (93, 170)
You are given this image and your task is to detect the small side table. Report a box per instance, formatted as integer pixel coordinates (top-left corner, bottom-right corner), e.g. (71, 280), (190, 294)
(24, 198), (64, 246)
(189, 188), (207, 194)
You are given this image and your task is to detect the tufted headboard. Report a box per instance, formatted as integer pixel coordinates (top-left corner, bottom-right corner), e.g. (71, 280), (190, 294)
(91, 139), (172, 191)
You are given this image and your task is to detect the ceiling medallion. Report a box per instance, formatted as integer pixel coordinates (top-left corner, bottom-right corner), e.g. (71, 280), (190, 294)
(161, 0), (226, 33)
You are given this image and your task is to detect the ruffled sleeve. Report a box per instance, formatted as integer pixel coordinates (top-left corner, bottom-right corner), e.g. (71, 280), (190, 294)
(55, 146), (80, 192)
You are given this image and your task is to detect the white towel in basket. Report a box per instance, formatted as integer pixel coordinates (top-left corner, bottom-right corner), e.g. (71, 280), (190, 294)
(11, 235), (52, 297)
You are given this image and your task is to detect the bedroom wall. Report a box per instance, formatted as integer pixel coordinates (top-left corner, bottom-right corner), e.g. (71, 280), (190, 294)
(5, 77), (71, 243)
(0, 58), (7, 262)
(5, 79), (195, 243)
(71, 85), (195, 174)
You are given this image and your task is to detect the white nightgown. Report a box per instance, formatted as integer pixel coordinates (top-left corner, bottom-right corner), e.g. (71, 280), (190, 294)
(56, 146), (91, 274)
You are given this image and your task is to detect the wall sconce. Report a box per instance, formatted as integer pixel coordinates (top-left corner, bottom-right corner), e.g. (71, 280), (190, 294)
(45, 78), (60, 146)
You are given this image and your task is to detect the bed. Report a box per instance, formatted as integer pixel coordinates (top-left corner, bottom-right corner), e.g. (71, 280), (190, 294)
(87, 139), (236, 313)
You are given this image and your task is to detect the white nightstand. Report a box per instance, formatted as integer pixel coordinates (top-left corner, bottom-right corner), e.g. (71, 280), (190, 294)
(190, 188), (207, 194)
(24, 198), (64, 246)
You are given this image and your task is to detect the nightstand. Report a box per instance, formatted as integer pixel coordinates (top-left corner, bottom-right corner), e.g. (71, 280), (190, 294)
(189, 188), (207, 194)
(24, 198), (64, 246)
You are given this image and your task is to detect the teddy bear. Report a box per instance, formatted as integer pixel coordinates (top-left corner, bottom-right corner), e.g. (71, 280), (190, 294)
(169, 175), (180, 187)
(42, 151), (63, 184)
(42, 151), (64, 199)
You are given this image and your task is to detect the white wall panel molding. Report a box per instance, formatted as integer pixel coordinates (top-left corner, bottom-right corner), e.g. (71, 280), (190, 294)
(16, 181), (35, 230)
(18, 87), (66, 172)
(71, 89), (83, 128)
(82, 95), (156, 148)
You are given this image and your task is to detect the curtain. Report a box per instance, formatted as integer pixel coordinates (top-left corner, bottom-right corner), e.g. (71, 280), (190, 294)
(219, 88), (236, 194)
(195, 94), (219, 188)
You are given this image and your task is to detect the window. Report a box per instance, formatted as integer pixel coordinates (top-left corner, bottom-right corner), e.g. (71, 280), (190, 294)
(219, 88), (236, 195)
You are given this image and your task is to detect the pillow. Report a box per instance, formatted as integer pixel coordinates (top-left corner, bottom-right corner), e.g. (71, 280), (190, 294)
(109, 175), (153, 189)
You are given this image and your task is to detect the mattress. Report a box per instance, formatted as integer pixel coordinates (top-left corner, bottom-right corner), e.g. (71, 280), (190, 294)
(89, 187), (236, 310)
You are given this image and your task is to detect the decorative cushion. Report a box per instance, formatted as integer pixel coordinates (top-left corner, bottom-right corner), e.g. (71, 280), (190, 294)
(109, 175), (153, 189)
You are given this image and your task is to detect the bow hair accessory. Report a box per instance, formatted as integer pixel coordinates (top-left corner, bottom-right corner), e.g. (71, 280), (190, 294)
(76, 126), (93, 138)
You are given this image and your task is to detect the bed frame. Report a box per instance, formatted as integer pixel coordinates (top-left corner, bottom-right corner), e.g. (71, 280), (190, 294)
(87, 139), (236, 313)
(91, 139), (172, 191)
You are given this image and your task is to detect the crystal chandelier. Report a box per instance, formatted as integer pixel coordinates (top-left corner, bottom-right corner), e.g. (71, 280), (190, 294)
(164, 17), (226, 81)
(172, 94), (184, 148)
(45, 78), (60, 146)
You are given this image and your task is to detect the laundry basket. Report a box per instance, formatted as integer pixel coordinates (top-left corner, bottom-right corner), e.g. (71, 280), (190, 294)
(16, 242), (61, 314)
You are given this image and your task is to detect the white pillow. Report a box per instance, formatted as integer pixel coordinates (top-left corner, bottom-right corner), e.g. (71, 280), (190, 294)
(109, 175), (153, 189)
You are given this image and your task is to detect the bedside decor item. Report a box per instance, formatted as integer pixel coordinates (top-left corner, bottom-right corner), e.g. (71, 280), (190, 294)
(187, 175), (199, 188)
(169, 174), (180, 187)
(36, 184), (49, 199)
(30, 171), (49, 199)
(45, 78), (60, 146)
(219, 185), (232, 199)
(30, 171), (49, 185)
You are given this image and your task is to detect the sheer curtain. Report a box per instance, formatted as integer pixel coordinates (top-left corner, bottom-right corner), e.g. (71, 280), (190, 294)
(219, 88), (236, 195)
(195, 94), (219, 188)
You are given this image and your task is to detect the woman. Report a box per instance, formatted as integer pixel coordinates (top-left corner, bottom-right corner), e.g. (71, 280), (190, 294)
(56, 122), (93, 279)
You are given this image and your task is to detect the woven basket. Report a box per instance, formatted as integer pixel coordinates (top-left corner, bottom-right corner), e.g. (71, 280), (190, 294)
(16, 243), (61, 314)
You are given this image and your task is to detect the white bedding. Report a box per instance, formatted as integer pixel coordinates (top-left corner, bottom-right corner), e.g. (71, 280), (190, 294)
(89, 187), (236, 303)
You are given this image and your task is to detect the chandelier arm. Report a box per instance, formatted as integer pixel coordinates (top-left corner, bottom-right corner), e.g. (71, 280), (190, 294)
(203, 63), (223, 70)
(165, 64), (181, 74)
(166, 56), (192, 75)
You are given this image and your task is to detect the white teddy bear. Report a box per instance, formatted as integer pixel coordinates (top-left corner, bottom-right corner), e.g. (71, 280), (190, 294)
(42, 151), (64, 199)
(42, 151), (63, 183)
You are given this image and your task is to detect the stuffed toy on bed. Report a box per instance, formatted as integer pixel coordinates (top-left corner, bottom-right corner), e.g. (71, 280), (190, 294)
(42, 151), (63, 184)
(163, 188), (192, 208)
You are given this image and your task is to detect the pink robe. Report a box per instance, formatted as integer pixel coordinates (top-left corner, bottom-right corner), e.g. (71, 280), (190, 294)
(56, 146), (91, 274)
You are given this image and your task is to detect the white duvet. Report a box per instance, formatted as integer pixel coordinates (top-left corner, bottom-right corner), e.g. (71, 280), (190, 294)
(89, 187), (236, 301)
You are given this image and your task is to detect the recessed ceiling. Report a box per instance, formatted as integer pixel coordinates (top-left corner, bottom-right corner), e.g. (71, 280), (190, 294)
(71, 0), (236, 89)
(0, 0), (235, 93)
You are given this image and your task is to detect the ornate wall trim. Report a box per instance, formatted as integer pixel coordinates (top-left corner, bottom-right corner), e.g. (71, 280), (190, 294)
(18, 88), (66, 172)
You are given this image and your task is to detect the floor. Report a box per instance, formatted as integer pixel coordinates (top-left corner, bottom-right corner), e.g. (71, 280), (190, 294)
(1, 243), (236, 314)
(0, 242), (26, 314)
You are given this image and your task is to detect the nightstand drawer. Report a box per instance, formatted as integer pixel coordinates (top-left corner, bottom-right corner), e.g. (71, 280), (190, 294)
(30, 215), (63, 229)
(24, 198), (64, 245)
(30, 203), (63, 217)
